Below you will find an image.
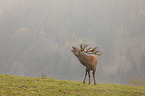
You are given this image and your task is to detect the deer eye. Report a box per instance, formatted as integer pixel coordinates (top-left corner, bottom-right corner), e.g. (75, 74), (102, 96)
(78, 50), (81, 53)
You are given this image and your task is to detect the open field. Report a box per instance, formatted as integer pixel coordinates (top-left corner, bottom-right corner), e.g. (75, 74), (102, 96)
(0, 74), (145, 96)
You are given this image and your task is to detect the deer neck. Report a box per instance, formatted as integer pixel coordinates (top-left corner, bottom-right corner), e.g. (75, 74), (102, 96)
(77, 52), (88, 63)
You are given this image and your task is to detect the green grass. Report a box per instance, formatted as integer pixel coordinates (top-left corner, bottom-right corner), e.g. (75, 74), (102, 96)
(0, 74), (145, 96)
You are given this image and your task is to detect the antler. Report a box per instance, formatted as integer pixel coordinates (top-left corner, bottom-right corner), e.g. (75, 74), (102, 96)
(80, 44), (103, 56)
(80, 43), (88, 52)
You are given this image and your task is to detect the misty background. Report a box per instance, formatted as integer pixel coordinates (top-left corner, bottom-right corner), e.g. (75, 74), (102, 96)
(0, 0), (145, 84)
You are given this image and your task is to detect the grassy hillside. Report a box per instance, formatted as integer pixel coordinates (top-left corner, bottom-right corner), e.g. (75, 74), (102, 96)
(0, 74), (145, 96)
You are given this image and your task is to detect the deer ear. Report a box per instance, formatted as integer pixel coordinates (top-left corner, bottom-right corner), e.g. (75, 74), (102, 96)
(78, 50), (82, 54)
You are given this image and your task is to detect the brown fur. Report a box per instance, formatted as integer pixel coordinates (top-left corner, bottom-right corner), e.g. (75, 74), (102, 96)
(71, 46), (99, 85)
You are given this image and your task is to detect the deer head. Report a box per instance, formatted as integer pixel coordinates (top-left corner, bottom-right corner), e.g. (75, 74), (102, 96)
(71, 43), (102, 56)
(71, 46), (81, 57)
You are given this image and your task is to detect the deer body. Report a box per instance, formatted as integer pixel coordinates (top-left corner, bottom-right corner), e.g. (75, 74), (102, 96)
(71, 44), (102, 85)
(77, 54), (98, 70)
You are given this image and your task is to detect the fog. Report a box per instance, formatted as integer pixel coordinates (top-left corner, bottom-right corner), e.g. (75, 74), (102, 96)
(0, 0), (145, 84)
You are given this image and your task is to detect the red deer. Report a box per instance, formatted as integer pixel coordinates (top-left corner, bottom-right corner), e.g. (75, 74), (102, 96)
(71, 44), (102, 85)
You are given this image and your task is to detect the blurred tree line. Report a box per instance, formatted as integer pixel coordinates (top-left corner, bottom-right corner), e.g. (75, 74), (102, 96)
(0, 0), (145, 84)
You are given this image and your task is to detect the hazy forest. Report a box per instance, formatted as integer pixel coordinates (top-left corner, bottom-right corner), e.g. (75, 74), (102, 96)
(0, 0), (145, 84)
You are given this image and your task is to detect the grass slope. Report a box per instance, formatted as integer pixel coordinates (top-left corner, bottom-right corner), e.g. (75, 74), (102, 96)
(0, 74), (145, 96)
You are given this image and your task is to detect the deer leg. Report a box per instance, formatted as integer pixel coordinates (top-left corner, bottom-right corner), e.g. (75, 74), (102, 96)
(83, 69), (87, 84)
(93, 69), (96, 85)
(88, 70), (91, 84)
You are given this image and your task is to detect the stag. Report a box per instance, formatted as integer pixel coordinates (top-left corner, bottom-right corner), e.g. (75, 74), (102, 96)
(71, 44), (102, 85)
